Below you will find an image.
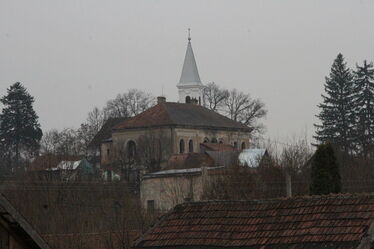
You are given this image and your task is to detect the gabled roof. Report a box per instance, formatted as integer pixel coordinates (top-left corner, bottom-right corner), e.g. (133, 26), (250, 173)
(0, 194), (51, 249)
(88, 117), (128, 148)
(177, 38), (202, 88)
(114, 102), (252, 132)
(133, 194), (374, 249)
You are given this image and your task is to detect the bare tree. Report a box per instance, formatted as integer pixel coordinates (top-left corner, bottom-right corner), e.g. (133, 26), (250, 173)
(224, 89), (267, 136)
(103, 89), (155, 118)
(202, 82), (229, 111)
(137, 130), (171, 173)
(40, 129), (85, 156)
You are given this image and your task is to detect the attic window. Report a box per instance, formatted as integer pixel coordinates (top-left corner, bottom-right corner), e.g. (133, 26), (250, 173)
(128, 141), (136, 161)
(179, 139), (185, 153)
(241, 142), (246, 150)
(189, 140), (194, 153)
(147, 200), (155, 213)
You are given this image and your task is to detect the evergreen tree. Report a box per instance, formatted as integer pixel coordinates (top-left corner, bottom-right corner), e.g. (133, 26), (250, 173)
(0, 82), (42, 169)
(353, 60), (374, 158)
(314, 53), (355, 153)
(310, 143), (341, 195)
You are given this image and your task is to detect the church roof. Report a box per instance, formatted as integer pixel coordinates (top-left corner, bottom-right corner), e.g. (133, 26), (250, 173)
(88, 117), (128, 148)
(177, 36), (203, 88)
(113, 102), (252, 132)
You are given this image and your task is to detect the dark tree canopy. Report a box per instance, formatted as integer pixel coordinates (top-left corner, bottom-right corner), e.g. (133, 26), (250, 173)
(310, 143), (341, 195)
(314, 53), (355, 153)
(353, 60), (374, 158)
(0, 82), (42, 168)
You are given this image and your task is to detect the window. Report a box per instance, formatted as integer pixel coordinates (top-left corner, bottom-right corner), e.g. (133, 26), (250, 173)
(211, 138), (218, 143)
(203, 137), (209, 143)
(147, 200), (155, 213)
(179, 139), (185, 153)
(107, 149), (110, 156)
(234, 142), (238, 149)
(185, 96), (191, 103)
(219, 140), (223, 144)
(241, 142), (246, 150)
(188, 140), (194, 153)
(127, 141), (136, 161)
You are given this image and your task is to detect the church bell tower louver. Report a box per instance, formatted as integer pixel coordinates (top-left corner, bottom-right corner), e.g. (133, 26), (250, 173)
(177, 29), (204, 104)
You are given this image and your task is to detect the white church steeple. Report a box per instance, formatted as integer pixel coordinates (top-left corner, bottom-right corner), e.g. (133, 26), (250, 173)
(177, 29), (204, 104)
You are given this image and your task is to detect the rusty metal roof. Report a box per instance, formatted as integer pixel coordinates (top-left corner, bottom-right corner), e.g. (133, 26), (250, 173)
(114, 102), (252, 132)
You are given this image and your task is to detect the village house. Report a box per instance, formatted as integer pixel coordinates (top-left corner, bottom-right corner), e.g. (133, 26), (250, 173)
(133, 194), (374, 249)
(0, 194), (51, 249)
(140, 148), (270, 212)
(28, 155), (95, 181)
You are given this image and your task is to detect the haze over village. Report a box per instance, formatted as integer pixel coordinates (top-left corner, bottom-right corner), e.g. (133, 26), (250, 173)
(1, 1), (374, 249)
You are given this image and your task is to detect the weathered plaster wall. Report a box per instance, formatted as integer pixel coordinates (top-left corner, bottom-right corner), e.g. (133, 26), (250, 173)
(140, 174), (203, 212)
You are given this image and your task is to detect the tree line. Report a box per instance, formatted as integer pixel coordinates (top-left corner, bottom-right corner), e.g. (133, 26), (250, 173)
(314, 53), (374, 158)
(0, 82), (267, 172)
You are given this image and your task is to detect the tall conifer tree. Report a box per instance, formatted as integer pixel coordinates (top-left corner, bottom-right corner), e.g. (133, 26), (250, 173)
(314, 54), (355, 153)
(0, 82), (42, 169)
(353, 60), (374, 158)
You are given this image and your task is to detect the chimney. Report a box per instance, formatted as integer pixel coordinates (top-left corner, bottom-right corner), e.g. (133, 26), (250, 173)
(157, 96), (166, 104)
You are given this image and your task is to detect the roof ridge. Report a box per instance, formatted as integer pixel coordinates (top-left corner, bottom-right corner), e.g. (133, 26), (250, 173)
(178, 193), (374, 207)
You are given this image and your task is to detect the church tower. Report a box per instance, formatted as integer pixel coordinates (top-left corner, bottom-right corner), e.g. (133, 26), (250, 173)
(177, 30), (204, 104)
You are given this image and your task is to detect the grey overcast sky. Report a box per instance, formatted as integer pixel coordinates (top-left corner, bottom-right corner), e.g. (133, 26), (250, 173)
(1, 0), (374, 143)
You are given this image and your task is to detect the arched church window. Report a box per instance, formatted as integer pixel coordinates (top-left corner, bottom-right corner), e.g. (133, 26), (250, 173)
(188, 140), (194, 153)
(211, 138), (218, 143)
(179, 139), (185, 154)
(185, 96), (191, 104)
(127, 141), (136, 162)
(241, 142), (246, 150)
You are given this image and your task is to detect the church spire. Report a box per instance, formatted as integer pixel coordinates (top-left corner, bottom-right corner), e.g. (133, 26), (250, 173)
(177, 29), (204, 104)
(178, 29), (202, 86)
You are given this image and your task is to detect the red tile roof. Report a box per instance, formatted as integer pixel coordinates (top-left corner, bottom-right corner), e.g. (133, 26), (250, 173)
(201, 143), (236, 152)
(166, 153), (215, 170)
(114, 102), (252, 131)
(133, 194), (374, 249)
